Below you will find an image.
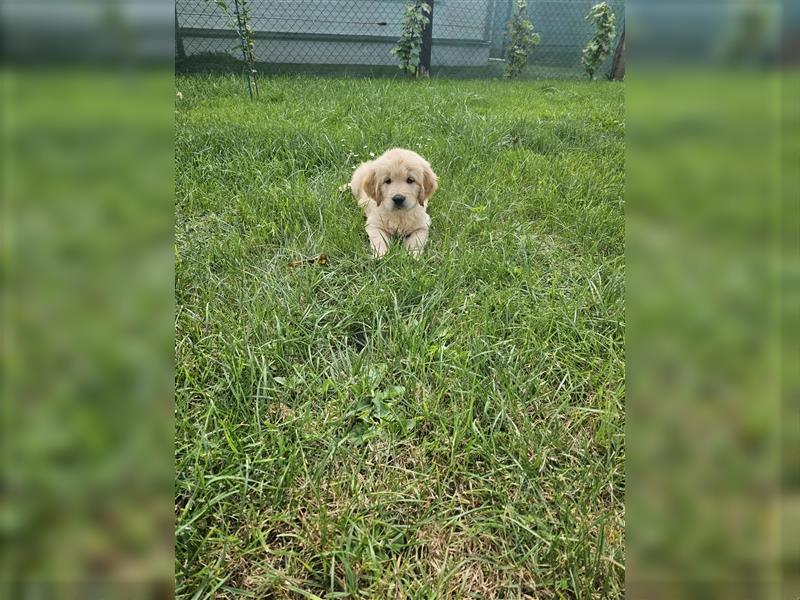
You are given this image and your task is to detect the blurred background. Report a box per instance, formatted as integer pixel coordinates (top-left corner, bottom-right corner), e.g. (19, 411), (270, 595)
(625, 1), (795, 599)
(2, 0), (798, 598)
(1, 1), (175, 597)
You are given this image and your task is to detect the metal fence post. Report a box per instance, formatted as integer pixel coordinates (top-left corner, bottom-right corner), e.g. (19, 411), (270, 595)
(419, 0), (435, 77)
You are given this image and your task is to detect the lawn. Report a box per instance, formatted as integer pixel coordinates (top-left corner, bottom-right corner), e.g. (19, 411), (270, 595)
(175, 74), (625, 599)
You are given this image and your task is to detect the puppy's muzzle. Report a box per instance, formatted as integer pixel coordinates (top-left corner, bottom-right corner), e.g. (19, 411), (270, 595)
(392, 194), (406, 207)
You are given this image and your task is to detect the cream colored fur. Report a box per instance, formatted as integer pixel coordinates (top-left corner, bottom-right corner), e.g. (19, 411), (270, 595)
(346, 148), (438, 258)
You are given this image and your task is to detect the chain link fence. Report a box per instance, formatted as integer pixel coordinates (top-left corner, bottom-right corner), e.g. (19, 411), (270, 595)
(175, 0), (624, 79)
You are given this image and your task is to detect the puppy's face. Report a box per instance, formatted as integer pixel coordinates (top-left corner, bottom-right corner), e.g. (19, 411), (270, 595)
(363, 151), (437, 210)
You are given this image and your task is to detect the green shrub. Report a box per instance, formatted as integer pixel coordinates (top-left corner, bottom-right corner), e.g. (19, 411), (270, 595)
(390, 1), (432, 77)
(582, 2), (616, 80)
(209, 0), (259, 95)
(503, 0), (540, 79)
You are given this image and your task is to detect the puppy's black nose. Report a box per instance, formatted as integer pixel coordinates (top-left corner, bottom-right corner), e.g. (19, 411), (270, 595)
(392, 194), (406, 206)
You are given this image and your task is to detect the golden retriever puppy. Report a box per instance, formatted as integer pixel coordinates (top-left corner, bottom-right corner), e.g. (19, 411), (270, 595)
(346, 148), (438, 258)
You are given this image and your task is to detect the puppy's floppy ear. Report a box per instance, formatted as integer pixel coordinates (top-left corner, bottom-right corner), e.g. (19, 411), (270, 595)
(361, 165), (383, 206)
(419, 164), (438, 206)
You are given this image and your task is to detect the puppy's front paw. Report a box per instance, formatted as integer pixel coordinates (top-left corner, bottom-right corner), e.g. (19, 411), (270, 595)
(367, 228), (390, 259)
(338, 183), (351, 194)
(404, 229), (428, 258)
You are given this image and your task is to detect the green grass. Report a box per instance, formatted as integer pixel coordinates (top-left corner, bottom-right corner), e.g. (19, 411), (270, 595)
(175, 74), (624, 599)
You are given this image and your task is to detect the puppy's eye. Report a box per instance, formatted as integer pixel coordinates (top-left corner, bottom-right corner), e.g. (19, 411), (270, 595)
(384, 178), (391, 184)
(406, 177), (415, 184)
